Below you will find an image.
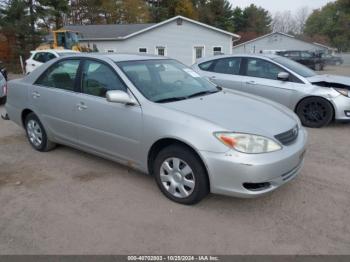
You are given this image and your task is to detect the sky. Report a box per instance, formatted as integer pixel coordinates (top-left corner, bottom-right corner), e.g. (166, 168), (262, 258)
(228, 0), (334, 13)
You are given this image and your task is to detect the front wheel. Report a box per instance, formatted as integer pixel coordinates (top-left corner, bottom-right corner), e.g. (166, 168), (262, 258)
(153, 145), (209, 205)
(296, 97), (334, 128)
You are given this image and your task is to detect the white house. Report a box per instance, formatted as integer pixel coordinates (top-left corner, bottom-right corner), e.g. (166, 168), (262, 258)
(61, 16), (240, 65)
(232, 32), (335, 54)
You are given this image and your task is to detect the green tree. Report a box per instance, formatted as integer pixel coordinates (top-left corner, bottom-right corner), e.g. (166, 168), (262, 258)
(242, 4), (271, 34)
(0, 0), (32, 56)
(38, 0), (69, 29)
(198, 0), (234, 32)
(122, 0), (150, 23)
(232, 7), (244, 32)
(174, 0), (198, 19)
(304, 0), (350, 51)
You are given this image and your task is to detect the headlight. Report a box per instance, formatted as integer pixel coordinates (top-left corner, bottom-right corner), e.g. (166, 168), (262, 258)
(214, 132), (282, 154)
(333, 88), (349, 97)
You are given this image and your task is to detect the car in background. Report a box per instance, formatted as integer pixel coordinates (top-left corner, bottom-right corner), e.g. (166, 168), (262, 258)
(193, 54), (350, 128)
(0, 71), (7, 104)
(322, 54), (344, 66)
(5, 53), (307, 204)
(25, 49), (79, 74)
(0, 60), (7, 81)
(276, 50), (326, 71)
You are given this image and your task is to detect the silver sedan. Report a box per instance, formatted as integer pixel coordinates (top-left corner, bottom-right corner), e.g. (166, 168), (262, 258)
(193, 54), (350, 128)
(0, 71), (6, 105)
(5, 54), (307, 204)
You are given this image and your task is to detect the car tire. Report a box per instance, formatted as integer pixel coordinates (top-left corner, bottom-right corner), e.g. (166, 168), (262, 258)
(314, 63), (321, 71)
(24, 113), (56, 152)
(296, 97), (334, 128)
(153, 144), (209, 205)
(0, 96), (6, 105)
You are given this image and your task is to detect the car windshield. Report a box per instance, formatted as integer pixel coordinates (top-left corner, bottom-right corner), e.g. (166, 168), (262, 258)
(272, 56), (317, 78)
(117, 59), (219, 103)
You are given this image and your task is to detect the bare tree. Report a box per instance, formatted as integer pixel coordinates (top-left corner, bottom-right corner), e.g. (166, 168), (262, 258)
(272, 10), (296, 34)
(272, 7), (310, 35)
(294, 6), (310, 35)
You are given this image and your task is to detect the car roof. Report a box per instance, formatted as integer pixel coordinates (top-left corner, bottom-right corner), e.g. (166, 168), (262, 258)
(195, 53), (279, 64)
(30, 49), (79, 54)
(55, 52), (170, 62)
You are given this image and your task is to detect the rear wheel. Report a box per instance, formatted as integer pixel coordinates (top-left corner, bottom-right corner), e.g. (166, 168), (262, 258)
(0, 96), (6, 105)
(153, 145), (209, 205)
(314, 63), (321, 71)
(25, 113), (56, 152)
(296, 97), (334, 128)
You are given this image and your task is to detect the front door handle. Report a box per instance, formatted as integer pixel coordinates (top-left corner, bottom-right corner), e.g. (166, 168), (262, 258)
(32, 91), (40, 98)
(246, 80), (256, 85)
(77, 102), (88, 111)
(209, 76), (216, 80)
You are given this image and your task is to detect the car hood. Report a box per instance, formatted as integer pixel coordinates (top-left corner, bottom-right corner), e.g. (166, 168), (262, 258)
(307, 74), (350, 88)
(161, 90), (298, 138)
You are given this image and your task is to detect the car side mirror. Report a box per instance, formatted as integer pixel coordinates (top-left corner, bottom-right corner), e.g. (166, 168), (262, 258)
(106, 90), (136, 105)
(277, 72), (289, 81)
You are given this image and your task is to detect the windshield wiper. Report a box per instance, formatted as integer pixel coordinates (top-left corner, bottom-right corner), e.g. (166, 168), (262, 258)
(155, 97), (188, 103)
(155, 90), (220, 103)
(187, 90), (220, 99)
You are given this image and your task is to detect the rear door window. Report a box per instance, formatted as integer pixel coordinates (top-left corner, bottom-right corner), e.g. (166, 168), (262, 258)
(45, 53), (57, 61)
(35, 59), (80, 91)
(212, 57), (241, 75)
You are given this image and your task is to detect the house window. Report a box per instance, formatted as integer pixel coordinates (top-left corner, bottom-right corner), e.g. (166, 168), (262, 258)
(156, 46), (166, 56)
(194, 46), (204, 62)
(213, 47), (222, 55)
(139, 48), (147, 53)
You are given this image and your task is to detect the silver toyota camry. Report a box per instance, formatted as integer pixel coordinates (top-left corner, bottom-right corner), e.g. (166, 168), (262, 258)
(5, 53), (307, 204)
(193, 54), (350, 128)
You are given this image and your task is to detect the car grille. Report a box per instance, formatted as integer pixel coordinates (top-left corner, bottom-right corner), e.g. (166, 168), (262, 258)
(275, 126), (299, 145)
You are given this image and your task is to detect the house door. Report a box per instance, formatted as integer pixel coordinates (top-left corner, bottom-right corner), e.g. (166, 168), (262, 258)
(193, 46), (204, 63)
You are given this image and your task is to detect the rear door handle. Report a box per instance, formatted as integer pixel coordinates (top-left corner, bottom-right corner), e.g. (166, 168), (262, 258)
(246, 80), (256, 85)
(209, 76), (216, 80)
(77, 102), (88, 111)
(32, 91), (40, 98)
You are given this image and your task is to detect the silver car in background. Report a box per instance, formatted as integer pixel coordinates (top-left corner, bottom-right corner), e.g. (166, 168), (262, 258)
(193, 54), (350, 128)
(0, 71), (7, 104)
(6, 54), (307, 204)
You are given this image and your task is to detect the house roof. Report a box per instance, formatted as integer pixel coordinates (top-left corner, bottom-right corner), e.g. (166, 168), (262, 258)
(233, 32), (333, 50)
(52, 15), (240, 41)
(64, 23), (155, 40)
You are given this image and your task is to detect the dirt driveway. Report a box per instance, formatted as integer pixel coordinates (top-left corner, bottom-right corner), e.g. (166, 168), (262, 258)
(0, 67), (350, 255)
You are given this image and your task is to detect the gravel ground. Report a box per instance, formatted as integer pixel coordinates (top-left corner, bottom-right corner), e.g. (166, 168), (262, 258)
(0, 66), (349, 255)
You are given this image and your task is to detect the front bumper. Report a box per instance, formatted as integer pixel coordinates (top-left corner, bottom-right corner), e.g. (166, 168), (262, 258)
(332, 94), (350, 121)
(200, 128), (307, 198)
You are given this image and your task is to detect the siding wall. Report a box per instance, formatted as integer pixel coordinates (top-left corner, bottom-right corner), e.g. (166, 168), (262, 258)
(232, 33), (329, 54)
(81, 19), (233, 65)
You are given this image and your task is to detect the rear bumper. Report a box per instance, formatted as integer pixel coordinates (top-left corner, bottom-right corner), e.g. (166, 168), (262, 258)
(200, 128), (307, 198)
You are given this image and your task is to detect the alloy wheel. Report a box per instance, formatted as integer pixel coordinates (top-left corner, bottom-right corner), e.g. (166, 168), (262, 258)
(302, 101), (327, 124)
(26, 119), (43, 147)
